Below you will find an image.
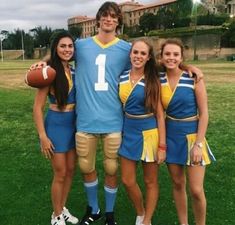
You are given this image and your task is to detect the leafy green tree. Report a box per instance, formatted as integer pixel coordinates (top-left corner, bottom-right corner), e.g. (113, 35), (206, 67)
(4, 29), (23, 49)
(3, 29), (34, 58)
(156, 7), (177, 29)
(221, 21), (235, 47)
(30, 26), (53, 48)
(23, 33), (34, 58)
(153, 0), (193, 30)
(197, 14), (229, 26)
(0, 30), (9, 49)
(174, 17), (191, 27)
(1, 26), (80, 59)
(170, 0), (192, 18)
(124, 25), (141, 37)
(139, 13), (156, 33)
(155, 8), (166, 29)
(0, 30), (9, 40)
(68, 26), (82, 39)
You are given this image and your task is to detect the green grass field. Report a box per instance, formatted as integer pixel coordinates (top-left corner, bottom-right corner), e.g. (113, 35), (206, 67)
(0, 60), (234, 225)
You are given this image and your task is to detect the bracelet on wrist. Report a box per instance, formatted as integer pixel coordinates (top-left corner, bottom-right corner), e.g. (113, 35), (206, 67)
(158, 144), (167, 151)
(194, 142), (203, 149)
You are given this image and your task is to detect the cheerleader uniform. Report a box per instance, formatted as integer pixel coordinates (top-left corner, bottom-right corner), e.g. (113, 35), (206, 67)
(160, 71), (215, 165)
(118, 71), (159, 162)
(44, 67), (76, 153)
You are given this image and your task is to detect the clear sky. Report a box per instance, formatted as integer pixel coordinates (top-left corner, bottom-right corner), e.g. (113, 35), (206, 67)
(0, 0), (157, 33)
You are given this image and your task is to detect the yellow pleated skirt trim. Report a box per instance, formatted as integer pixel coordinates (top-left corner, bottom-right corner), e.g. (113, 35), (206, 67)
(141, 128), (158, 162)
(186, 133), (215, 166)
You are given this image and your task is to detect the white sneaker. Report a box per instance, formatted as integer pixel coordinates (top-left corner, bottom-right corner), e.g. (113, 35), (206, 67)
(62, 207), (79, 224)
(135, 215), (144, 225)
(51, 213), (66, 225)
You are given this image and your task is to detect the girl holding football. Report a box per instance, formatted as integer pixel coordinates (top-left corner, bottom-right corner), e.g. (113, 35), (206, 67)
(33, 31), (78, 225)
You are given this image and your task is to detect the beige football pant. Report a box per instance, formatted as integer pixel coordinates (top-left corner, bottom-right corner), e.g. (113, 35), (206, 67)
(76, 132), (121, 176)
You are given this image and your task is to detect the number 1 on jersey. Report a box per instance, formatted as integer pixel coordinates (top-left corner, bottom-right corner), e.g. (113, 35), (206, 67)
(95, 54), (108, 91)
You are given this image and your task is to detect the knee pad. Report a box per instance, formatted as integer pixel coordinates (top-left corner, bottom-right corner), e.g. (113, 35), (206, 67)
(103, 133), (121, 176)
(76, 132), (98, 174)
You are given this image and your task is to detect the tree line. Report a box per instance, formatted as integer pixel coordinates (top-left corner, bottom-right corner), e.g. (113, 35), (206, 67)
(1, 0), (235, 59)
(0, 26), (82, 59)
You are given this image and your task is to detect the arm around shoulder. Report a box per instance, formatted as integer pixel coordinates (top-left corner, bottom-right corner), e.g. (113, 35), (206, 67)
(180, 63), (203, 82)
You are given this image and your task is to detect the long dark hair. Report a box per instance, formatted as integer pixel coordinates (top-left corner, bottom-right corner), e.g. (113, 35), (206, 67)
(48, 31), (74, 109)
(96, 1), (123, 31)
(131, 38), (160, 114)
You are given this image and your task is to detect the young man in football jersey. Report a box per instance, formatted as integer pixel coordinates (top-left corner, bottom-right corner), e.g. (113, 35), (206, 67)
(74, 2), (131, 225)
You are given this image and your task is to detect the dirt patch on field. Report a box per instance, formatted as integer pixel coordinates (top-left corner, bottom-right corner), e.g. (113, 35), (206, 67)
(194, 62), (235, 84)
(0, 71), (31, 89)
(204, 72), (235, 83)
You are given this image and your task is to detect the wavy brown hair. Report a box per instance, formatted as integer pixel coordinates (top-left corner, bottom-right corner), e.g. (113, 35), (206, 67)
(159, 38), (192, 73)
(96, 1), (123, 31)
(131, 38), (160, 114)
(160, 38), (184, 59)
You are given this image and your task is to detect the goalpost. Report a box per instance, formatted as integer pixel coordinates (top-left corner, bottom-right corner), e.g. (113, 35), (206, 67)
(0, 49), (25, 61)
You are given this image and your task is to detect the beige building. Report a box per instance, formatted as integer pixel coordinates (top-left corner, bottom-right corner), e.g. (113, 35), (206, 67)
(227, 0), (235, 15)
(68, 0), (176, 38)
(68, 16), (96, 38)
(202, 0), (235, 15)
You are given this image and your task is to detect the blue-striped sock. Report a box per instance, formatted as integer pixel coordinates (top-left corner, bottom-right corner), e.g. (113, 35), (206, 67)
(84, 179), (99, 214)
(104, 185), (118, 212)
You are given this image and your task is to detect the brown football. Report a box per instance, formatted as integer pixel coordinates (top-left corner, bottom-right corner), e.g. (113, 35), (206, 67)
(25, 66), (56, 88)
